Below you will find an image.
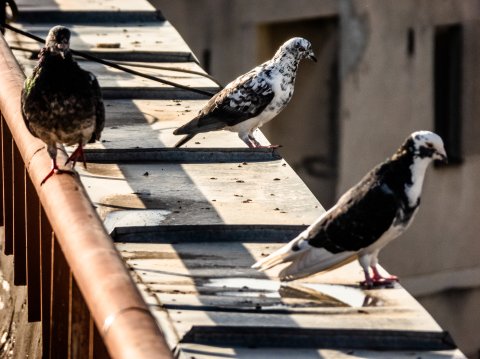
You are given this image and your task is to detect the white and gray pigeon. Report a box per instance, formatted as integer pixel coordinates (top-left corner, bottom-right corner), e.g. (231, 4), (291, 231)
(173, 37), (316, 148)
(252, 131), (447, 288)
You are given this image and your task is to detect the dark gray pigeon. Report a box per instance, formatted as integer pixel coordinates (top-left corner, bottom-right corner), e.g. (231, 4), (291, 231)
(252, 131), (447, 288)
(173, 37), (316, 148)
(21, 25), (105, 185)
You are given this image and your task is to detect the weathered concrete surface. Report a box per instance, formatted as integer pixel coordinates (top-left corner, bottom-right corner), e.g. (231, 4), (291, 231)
(0, 229), (41, 359)
(148, 0), (480, 356)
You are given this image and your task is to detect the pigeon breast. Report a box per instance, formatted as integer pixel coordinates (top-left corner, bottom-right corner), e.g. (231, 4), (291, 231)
(22, 52), (103, 146)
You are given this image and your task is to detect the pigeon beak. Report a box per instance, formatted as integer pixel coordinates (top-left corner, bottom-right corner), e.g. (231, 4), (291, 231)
(434, 151), (448, 164)
(438, 153), (448, 164)
(56, 43), (68, 58)
(308, 52), (317, 62)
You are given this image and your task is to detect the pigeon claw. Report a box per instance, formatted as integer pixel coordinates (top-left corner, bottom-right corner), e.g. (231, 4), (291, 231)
(371, 267), (399, 284)
(40, 168), (76, 186)
(360, 267), (399, 289)
(65, 143), (87, 169)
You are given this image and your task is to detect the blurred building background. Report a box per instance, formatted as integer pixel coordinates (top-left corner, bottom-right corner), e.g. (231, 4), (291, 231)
(148, 0), (480, 357)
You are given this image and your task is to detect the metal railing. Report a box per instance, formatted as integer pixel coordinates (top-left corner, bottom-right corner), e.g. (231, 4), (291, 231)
(0, 33), (173, 359)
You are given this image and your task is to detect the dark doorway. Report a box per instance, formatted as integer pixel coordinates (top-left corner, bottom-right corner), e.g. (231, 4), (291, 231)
(434, 24), (463, 164)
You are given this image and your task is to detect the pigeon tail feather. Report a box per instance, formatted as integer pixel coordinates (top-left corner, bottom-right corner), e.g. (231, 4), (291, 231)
(173, 123), (192, 136)
(251, 238), (305, 271)
(174, 114), (228, 136)
(174, 134), (196, 148)
(279, 249), (356, 281)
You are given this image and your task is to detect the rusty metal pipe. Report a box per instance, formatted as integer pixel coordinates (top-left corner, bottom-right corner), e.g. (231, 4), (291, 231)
(0, 33), (173, 359)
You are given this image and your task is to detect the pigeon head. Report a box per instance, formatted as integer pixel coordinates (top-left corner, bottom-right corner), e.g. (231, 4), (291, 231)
(408, 131), (448, 163)
(277, 37), (317, 62)
(45, 25), (71, 58)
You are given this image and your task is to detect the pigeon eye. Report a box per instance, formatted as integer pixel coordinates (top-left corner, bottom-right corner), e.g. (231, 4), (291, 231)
(426, 142), (433, 148)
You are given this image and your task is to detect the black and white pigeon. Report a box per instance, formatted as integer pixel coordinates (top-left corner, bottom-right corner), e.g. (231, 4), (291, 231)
(173, 37), (316, 148)
(21, 25), (105, 185)
(252, 131), (447, 288)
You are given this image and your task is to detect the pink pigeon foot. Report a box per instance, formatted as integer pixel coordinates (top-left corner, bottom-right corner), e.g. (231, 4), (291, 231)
(65, 142), (87, 169)
(372, 266), (399, 285)
(41, 159), (76, 185)
(360, 267), (398, 289)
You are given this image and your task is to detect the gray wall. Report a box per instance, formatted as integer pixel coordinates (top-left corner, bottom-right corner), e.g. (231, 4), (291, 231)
(150, 0), (480, 356)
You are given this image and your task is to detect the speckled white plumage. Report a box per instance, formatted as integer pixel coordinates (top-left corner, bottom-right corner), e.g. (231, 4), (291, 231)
(224, 62), (293, 140)
(173, 37), (316, 148)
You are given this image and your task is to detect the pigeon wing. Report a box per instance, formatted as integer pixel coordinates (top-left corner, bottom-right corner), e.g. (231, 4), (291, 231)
(174, 70), (274, 135)
(21, 63), (42, 136)
(308, 165), (400, 253)
(21, 86), (32, 134)
(87, 73), (105, 143)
